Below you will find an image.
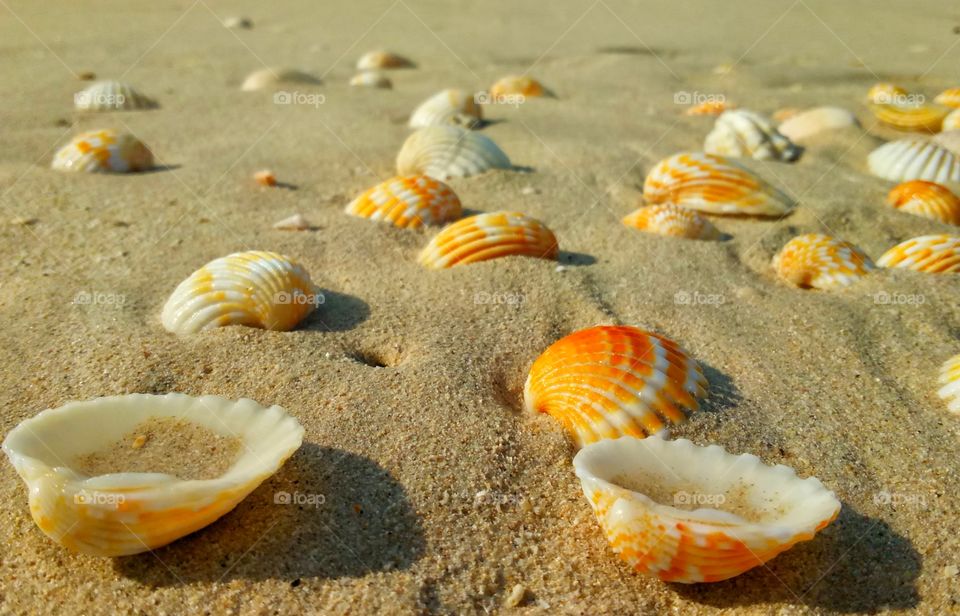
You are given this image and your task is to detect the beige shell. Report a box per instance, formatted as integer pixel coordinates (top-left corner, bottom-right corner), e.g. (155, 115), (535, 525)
(241, 68), (321, 91)
(944, 109), (960, 132)
(74, 81), (157, 111)
(867, 139), (960, 183)
(622, 204), (720, 240)
(932, 130), (960, 156)
(349, 72), (392, 89)
(409, 89), (482, 129)
(778, 106), (859, 142)
(397, 126), (512, 179)
(704, 109), (800, 161)
(356, 51), (414, 70)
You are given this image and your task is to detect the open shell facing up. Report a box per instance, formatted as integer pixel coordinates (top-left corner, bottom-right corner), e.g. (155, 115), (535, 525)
(773, 234), (875, 290)
(876, 235), (960, 273)
(573, 436), (841, 583)
(344, 175), (462, 228)
(418, 211), (557, 269)
(777, 106), (859, 142)
(161, 251), (320, 334)
(397, 126), (512, 179)
(74, 80), (157, 111)
(1, 393), (304, 556)
(622, 204), (720, 240)
(938, 354), (960, 414)
(524, 326), (707, 447)
(867, 139), (960, 184)
(409, 89), (483, 129)
(704, 109), (801, 161)
(51, 129), (153, 173)
(886, 180), (960, 226)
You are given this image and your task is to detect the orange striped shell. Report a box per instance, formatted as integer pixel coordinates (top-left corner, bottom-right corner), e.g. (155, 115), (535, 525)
(684, 100), (734, 116)
(869, 102), (950, 133)
(418, 211), (558, 269)
(490, 75), (550, 99)
(938, 354), (960, 414)
(934, 88), (960, 108)
(523, 326), (707, 447)
(643, 152), (793, 216)
(876, 234), (960, 273)
(886, 180), (960, 226)
(622, 204), (720, 240)
(51, 129), (153, 173)
(773, 234), (875, 289)
(344, 175), (462, 228)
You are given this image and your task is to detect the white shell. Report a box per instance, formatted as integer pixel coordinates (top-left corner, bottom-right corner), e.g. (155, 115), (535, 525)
(704, 110), (800, 161)
(349, 72), (392, 89)
(944, 109), (960, 132)
(397, 126), (512, 179)
(273, 214), (311, 230)
(867, 139), (960, 184)
(74, 81), (157, 111)
(932, 130), (960, 156)
(778, 106), (859, 142)
(241, 68), (321, 91)
(409, 89), (482, 129)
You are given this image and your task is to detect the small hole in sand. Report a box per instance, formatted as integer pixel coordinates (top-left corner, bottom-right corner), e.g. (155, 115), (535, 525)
(348, 347), (402, 368)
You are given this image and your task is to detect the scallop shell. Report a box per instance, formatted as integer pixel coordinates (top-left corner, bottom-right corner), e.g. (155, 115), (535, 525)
(1, 393), (303, 556)
(241, 68), (321, 91)
(489, 75), (551, 99)
(349, 71), (392, 89)
(622, 204), (720, 240)
(74, 80), (157, 111)
(417, 211), (557, 269)
(777, 106), (859, 142)
(683, 100), (734, 116)
(344, 175), (462, 228)
(161, 251), (320, 334)
(932, 130), (960, 155)
(573, 436), (841, 583)
(704, 109), (800, 161)
(886, 180), (960, 225)
(876, 234), (960, 273)
(523, 326), (707, 447)
(944, 110), (960, 132)
(397, 126), (512, 180)
(773, 234), (875, 289)
(934, 88), (960, 108)
(643, 152), (793, 216)
(867, 139), (960, 183)
(867, 83), (908, 104)
(937, 354), (960, 415)
(51, 129), (153, 173)
(869, 102), (949, 133)
(356, 50), (413, 70)
(409, 89), (483, 129)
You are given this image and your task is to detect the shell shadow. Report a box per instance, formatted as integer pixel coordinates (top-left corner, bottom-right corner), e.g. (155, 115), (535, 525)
(699, 362), (741, 414)
(113, 444), (425, 585)
(558, 251), (596, 266)
(301, 290), (369, 332)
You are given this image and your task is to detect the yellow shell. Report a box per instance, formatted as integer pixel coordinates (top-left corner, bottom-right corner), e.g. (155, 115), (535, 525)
(74, 80), (157, 111)
(356, 50), (414, 70)
(622, 204), (720, 240)
(409, 89), (483, 129)
(349, 71), (392, 89)
(489, 75), (551, 99)
(1, 393), (303, 556)
(869, 102), (949, 133)
(938, 354), (960, 414)
(241, 68), (321, 91)
(573, 436), (841, 583)
(867, 83), (908, 104)
(876, 234), (960, 273)
(344, 175), (462, 228)
(886, 180), (960, 225)
(867, 139), (960, 184)
(777, 106), (859, 142)
(934, 88), (960, 108)
(161, 251), (320, 334)
(418, 211), (558, 269)
(51, 129), (153, 173)
(397, 126), (512, 179)
(773, 234), (875, 289)
(704, 109), (800, 161)
(944, 109), (960, 132)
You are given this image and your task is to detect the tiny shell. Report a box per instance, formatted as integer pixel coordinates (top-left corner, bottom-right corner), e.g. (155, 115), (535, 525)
(51, 129), (153, 173)
(869, 102), (949, 133)
(345, 175), (462, 228)
(867, 83), (908, 104)
(254, 170), (277, 186)
(777, 106), (859, 142)
(397, 126), (512, 180)
(867, 139), (960, 183)
(356, 50), (414, 70)
(223, 16), (253, 29)
(876, 234), (960, 273)
(684, 100), (734, 116)
(622, 204), (720, 240)
(704, 109), (800, 161)
(409, 89), (483, 129)
(643, 152), (793, 216)
(524, 325), (707, 447)
(773, 234), (875, 289)
(273, 214), (311, 230)
(241, 68), (321, 91)
(349, 72), (392, 89)
(886, 181), (960, 225)
(489, 75), (551, 99)
(161, 251), (320, 334)
(2, 393), (303, 556)
(573, 436), (841, 583)
(934, 88), (960, 108)
(944, 109), (960, 132)
(938, 354), (960, 414)
(418, 211), (557, 269)
(74, 81), (157, 111)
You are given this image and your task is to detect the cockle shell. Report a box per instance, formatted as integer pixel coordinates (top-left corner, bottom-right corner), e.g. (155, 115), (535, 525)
(489, 75), (551, 99)
(704, 109), (801, 161)
(349, 71), (392, 89)
(254, 169), (277, 186)
(869, 102), (950, 133)
(622, 204), (720, 240)
(409, 89), (483, 129)
(643, 152), (793, 216)
(933, 130), (960, 155)
(356, 50), (414, 70)
(938, 354), (960, 414)
(867, 83), (908, 104)
(161, 251), (320, 334)
(418, 211), (557, 269)
(345, 175), (462, 228)
(523, 326), (707, 447)
(241, 68), (321, 91)
(773, 234), (875, 289)
(572, 436), (841, 583)
(944, 110), (960, 132)
(684, 100), (734, 116)
(397, 126), (512, 180)
(867, 139), (960, 183)
(876, 234), (960, 273)
(777, 106), (859, 142)
(886, 180), (960, 225)
(74, 80), (157, 111)
(1, 393), (303, 556)
(51, 130), (153, 173)
(934, 88), (960, 108)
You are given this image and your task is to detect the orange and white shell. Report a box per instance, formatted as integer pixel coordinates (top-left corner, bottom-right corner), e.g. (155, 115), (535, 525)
(867, 83), (908, 104)
(418, 211), (557, 269)
(356, 50), (413, 70)
(523, 326), (707, 447)
(944, 110), (960, 132)
(867, 139), (960, 184)
(643, 152), (793, 216)
(349, 71), (392, 89)
(344, 175), (462, 228)
(934, 88), (960, 109)
(876, 234), (960, 273)
(622, 204), (720, 240)
(773, 234), (875, 289)
(572, 436), (841, 583)
(489, 75), (551, 99)
(51, 130), (153, 173)
(938, 354), (960, 415)
(684, 100), (734, 116)
(704, 109), (800, 161)
(409, 89), (483, 129)
(397, 126), (511, 180)
(886, 181), (960, 226)
(869, 102), (949, 133)
(74, 80), (157, 111)
(777, 106), (859, 142)
(241, 68), (321, 91)
(161, 251), (320, 334)
(1, 393), (303, 556)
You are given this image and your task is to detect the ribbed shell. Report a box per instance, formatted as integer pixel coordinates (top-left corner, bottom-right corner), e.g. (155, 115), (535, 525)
(161, 251), (319, 333)
(773, 234), (875, 289)
(867, 83), (908, 104)
(51, 129), (153, 173)
(523, 326), (708, 447)
(622, 204), (720, 240)
(409, 89), (482, 129)
(869, 102), (950, 133)
(938, 354), (960, 414)
(74, 80), (157, 111)
(934, 88), (960, 108)
(643, 152), (793, 216)
(684, 100), (734, 116)
(886, 180), (960, 225)
(241, 68), (321, 91)
(489, 75), (550, 98)
(349, 71), (392, 89)
(876, 235), (960, 273)
(573, 437), (841, 583)
(777, 106), (859, 142)
(397, 126), (512, 180)
(356, 50), (413, 70)
(344, 175), (462, 228)
(704, 109), (800, 161)
(867, 139), (960, 183)
(944, 110), (960, 132)
(418, 211), (557, 269)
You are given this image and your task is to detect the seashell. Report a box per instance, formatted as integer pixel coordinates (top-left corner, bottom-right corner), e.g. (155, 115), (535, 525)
(867, 82), (908, 104)
(683, 100), (734, 116)
(572, 436), (841, 583)
(932, 129), (960, 155)
(418, 211), (557, 269)
(161, 251), (320, 334)
(876, 234), (960, 273)
(704, 109), (801, 161)
(869, 102), (949, 133)
(934, 88), (960, 108)
(867, 139), (960, 183)
(349, 71), (392, 89)
(254, 169), (277, 186)
(489, 75), (551, 99)
(356, 50), (413, 70)
(772, 107), (802, 122)
(937, 354), (960, 414)
(773, 234), (875, 289)
(886, 180), (960, 225)
(523, 325), (707, 447)
(345, 175), (462, 228)
(241, 68), (321, 92)
(397, 126), (512, 180)
(74, 80), (157, 111)
(622, 204), (720, 240)
(2, 393), (303, 556)
(51, 129), (153, 173)
(944, 109), (960, 132)
(643, 152), (793, 216)
(223, 16), (253, 29)
(273, 214), (311, 231)
(777, 106), (859, 142)
(409, 89), (483, 129)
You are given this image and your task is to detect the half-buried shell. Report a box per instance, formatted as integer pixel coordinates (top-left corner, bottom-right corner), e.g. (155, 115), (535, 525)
(74, 80), (157, 111)
(51, 129), (153, 173)
(489, 75), (552, 99)
(934, 88), (960, 109)
(409, 89), (483, 129)
(622, 204), (720, 240)
(418, 211), (557, 269)
(704, 109), (800, 161)
(876, 234), (960, 273)
(773, 234), (875, 289)
(886, 180), (960, 225)
(867, 139), (960, 184)
(356, 50), (414, 70)
(397, 126), (512, 179)
(938, 354), (960, 415)
(777, 106), (859, 142)
(349, 72), (392, 89)
(241, 68), (321, 91)
(344, 175), (462, 228)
